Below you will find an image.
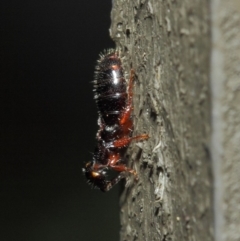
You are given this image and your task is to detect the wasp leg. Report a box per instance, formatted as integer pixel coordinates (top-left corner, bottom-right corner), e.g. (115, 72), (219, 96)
(107, 153), (137, 176)
(119, 69), (135, 126)
(113, 134), (149, 148)
(111, 164), (138, 178)
(102, 172), (126, 192)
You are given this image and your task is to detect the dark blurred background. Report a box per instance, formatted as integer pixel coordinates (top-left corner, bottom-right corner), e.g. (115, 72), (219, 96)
(0, 1), (120, 241)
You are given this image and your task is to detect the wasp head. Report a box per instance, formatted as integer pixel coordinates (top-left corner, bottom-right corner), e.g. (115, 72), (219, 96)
(82, 162), (109, 192)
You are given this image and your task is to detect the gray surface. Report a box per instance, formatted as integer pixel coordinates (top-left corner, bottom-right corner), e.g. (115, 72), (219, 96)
(211, 1), (240, 241)
(110, 0), (213, 240)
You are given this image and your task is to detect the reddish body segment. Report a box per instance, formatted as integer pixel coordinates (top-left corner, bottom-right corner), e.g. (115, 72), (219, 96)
(83, 50), (149, 192)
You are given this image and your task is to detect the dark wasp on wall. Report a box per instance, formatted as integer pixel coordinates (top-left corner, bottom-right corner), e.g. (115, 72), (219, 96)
(82, 49), (149, 192)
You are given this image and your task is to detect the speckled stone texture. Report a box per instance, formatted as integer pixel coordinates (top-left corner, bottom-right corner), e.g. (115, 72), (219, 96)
(110, 0), (213, 241)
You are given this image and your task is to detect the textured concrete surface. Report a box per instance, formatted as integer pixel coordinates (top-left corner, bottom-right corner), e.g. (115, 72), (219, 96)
(110, 0), (213, 240)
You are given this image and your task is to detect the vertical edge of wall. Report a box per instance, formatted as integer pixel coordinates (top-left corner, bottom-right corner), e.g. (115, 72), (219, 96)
(211, 0), (224, 240)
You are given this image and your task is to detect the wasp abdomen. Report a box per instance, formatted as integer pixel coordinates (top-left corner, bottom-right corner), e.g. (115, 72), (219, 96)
(94, 52), (127, 126)
(97, 94), (127, 113)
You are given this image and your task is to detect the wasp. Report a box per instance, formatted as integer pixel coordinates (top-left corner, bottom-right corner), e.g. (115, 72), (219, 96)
(83, 49), (149, 192)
